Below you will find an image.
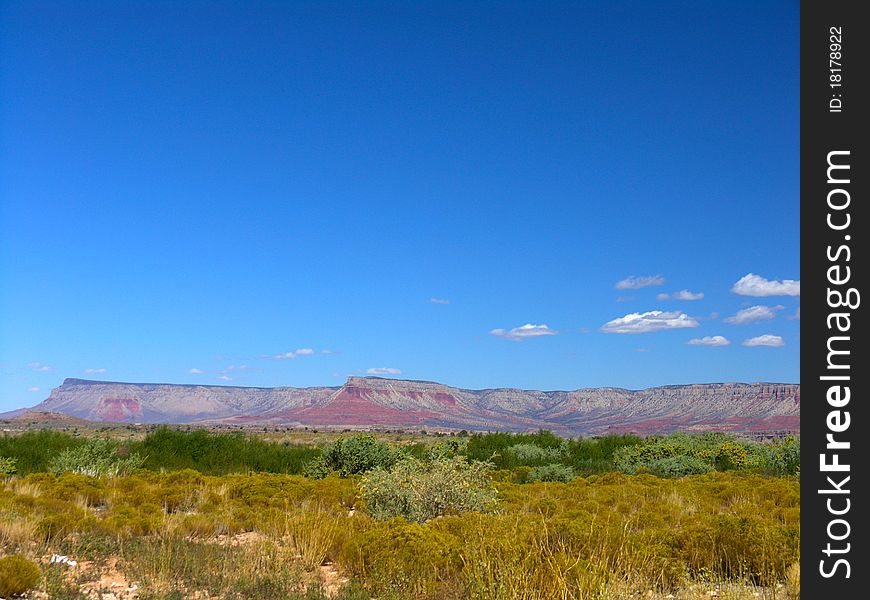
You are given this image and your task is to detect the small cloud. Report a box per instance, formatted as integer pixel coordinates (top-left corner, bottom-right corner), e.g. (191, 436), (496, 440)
(84, 368), (107, 374)
(731, 273), (800, 297)
(217, 374), (232, 381)
(676, 290), (704, 301)
(600, 311), (699, 334)
(27, 386), (40, 392)
(724, 305), (784, 325)
(273, 348), (317, 359)
(489, 323), (558, 341)
(787, 307), (800, 320)
(616, 296), (636, 302)
(367, 367), (402, 375)
(615, 275), (665, 290)
(743, 334), (785, 348)
(688, 335), (731, 347)
(659, 290), (704, 301)
(189, 368), (205, 374)
(27, 362), (53, 372)
(320, 349), (336, 355)
(710, 311), (720, 320)
(635, 348), (650, 353)
(429, 297), (450, 305)
(578, 327), (591, 334)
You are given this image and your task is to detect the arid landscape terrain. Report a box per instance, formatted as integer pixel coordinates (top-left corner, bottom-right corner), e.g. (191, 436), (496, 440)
(7, 376), (800, 438)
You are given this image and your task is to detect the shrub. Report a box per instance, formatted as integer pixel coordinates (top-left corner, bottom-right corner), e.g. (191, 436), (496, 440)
(135, 427), (320, 475)
(0, 555), (41, 598)
(528, 463), (575, 483)
(50, 438), (144, 478)
(505, 443), (566, 465)
(361, 456), (498, 523)
(320, 434), (397, 477)
(0, 455), (17, 476)
(341, 518), (462, 597)
(645, 455), (714, 478)
(302, 455), (330, 480)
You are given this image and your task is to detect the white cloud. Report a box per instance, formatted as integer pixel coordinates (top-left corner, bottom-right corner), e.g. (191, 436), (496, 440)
(273, 348), (317, 359)
(27, 386), (40, 392)
(600, 311), (699, 334)
(27, 362), (53, 372)
(731, 273), (800, 297)
(787, 307), (800, 320)
(656, 293), (669, 301)
(320, 349), (336, 355)
(367, 367), (402, 375)
(217, 374), (232, 381)
(676, 290), (704, 301)
(489, 323), (558, 341)
(688, 335), (731, 347)
(724, 305), (784, 325)
(429, 297), (450, 305)
(189, 368), (205, 374)
(743, 334), (785, 348)
(615, 275), (665, 290)
(84, 368), (107, 374)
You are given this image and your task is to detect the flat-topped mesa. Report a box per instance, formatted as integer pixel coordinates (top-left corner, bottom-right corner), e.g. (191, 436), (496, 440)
(26, 377), (800, 435)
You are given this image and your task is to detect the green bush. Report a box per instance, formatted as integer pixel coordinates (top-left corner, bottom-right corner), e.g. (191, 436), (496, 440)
(0, 555), (41, 597)
(506, 443), (566, 465)
(50, 438), (144, 477)
(528, 463), (575, 482)
(612, 432), (799, 478)
(645, 455), (714, 478)
(361, 456), (498, 523)
(135, 427), (320, 475)
(0, 455), (17, 476)
(319, 434), (397, 477)
(0, 431), (85, 474)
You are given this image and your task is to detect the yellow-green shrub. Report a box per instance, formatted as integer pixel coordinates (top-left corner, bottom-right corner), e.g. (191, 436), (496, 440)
(0, 555), (41, 597)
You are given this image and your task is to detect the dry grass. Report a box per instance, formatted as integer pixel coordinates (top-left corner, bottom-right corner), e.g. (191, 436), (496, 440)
(0, 470), (799, 600)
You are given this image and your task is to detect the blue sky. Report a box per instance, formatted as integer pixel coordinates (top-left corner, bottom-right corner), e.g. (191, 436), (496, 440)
(0, 1), (799, 411)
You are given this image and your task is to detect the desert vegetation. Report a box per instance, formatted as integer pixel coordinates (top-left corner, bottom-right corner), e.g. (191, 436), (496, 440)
(0, 429), (800, 599)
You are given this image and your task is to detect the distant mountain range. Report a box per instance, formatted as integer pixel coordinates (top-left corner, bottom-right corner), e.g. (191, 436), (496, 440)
(6, 376), (800, 436)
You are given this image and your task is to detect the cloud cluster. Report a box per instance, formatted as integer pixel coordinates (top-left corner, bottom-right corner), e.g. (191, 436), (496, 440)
(490, 323), (558, 341)
(724, 305), (783, 325)
(367, 367), (402, 375)
(657, 290), (704, 301)
(731, 273), (800, 297)
(601, 311), (699, 334)
(742, 334), (785, 347)
(273, 348), (316, 359)
(688, 335), (731, 347)
(615, 275), (665, 290)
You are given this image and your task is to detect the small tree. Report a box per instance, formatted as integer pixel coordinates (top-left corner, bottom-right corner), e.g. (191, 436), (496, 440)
(304, 434), (396, 478)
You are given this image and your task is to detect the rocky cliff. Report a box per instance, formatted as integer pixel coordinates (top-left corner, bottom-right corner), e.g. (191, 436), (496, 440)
(29, 377), (800, 436)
